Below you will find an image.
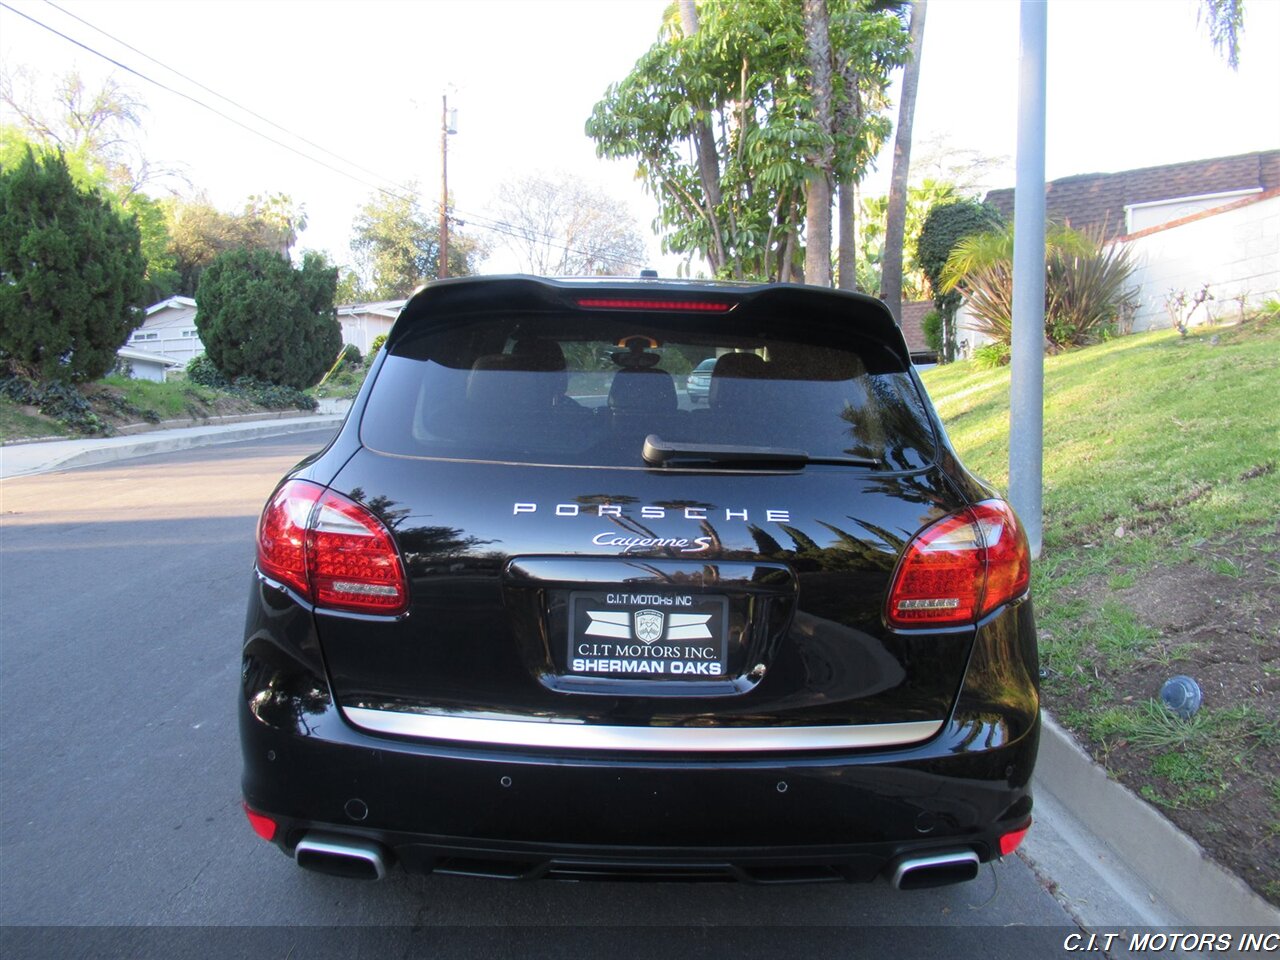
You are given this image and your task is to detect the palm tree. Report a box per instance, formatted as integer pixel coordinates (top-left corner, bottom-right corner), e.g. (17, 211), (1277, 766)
(1199, 0), (1244, 69)
(880, 0), (927, 320)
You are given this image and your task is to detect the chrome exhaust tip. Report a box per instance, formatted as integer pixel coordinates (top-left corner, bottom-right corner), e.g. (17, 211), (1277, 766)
(890, 849), (980, 890)
(295, 833), (389, 880)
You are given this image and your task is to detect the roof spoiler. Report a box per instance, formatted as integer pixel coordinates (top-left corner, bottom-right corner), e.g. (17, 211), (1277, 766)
(392, 275), (911, 368)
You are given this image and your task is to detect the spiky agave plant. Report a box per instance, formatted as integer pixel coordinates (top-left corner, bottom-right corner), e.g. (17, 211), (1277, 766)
(939, 224), (1136, 350)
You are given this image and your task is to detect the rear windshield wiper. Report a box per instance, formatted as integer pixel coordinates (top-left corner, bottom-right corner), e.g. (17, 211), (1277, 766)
(642, 435), (881, 469)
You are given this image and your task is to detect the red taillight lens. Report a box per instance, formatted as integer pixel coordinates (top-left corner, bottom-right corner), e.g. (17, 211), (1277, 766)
(308, 490), (408, 614)
(576, 298), (732, 312)
(243, 801), (277, 841)
(886, 499), (1030, 628)
(974, 500), (1031, 618)
(999, 822), (1031, 856)
(256, 481), (322, 599)
(255, 480), (408, 616)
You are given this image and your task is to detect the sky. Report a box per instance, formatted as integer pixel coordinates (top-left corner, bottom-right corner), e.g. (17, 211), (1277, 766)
(1, 0), (1277, 281)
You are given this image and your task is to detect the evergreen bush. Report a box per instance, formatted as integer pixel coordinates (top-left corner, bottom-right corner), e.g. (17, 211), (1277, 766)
(0, 149), (146, 383)
(185, 353), (227, 388)
(194, 249), (341, 389)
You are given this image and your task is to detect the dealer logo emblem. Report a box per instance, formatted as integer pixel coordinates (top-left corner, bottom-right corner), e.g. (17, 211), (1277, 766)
(633, 609), (665, 644)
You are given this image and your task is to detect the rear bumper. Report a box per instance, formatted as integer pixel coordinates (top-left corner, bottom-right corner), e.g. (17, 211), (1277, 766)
(240, 680), (1037, 883)
(240, 582), (1039, 882)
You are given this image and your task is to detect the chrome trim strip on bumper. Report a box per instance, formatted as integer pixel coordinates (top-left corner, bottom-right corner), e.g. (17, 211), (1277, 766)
(342, 707), (944, 752)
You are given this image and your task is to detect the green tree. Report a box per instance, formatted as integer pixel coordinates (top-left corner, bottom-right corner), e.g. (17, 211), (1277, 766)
(165, 193), (306, 296)
(0, 68), (145, 192)
(334, 266), (366, 305)
(350, 185), (483, 298)
(194, 248), (341, 388)
(880, 0), (926, 317)
(1199, 0), (1244, 69)
(916, 198), (1003, 361)
(1, 70), (178, 302)
(859, 178), (958, 300)
(0, 148), (145, 383)
(587, 0), (907, 282)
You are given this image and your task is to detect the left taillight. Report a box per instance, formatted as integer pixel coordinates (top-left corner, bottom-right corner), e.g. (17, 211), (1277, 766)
(256, 479), (408, 616)
(885, 499), (1030, 628)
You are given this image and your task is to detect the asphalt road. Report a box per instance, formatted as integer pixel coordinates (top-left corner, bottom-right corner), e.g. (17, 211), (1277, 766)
(0, 430), (1080, 958)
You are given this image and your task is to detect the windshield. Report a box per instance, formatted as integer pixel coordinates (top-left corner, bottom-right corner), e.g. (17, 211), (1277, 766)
(360, 311), (938, 470)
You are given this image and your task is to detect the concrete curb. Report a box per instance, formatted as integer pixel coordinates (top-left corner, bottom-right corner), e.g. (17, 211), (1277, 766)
(1034, 711), (1279, 926)
(0, 414), (343, 480)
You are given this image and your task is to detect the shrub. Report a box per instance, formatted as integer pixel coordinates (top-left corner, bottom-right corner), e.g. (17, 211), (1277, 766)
(369, 333), (388, 356)
(0, 374), (106, 433)
(195, 249), (341, 389)
(922, 310), (943, 354)
(916, 200), (1004, 362)
(973, 342), (1011, 369)
(185, 353), (227, 388)
(0, 149), (146, 383)
(341, 343), (363, 367)
(940, 224), (1138, 350)
(229, 376), (316, 411)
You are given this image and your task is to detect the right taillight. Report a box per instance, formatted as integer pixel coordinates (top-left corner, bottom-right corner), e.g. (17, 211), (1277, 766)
(255, 479), (408, 616)
(886, 499), (1030, 628)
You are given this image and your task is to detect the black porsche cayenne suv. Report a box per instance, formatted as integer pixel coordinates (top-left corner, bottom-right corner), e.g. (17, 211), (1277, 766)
(240, 275), (1038, 888)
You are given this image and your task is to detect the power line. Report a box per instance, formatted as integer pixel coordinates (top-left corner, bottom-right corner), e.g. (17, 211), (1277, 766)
(39, 0), (409, 196)
(2, 1), (647, 270)
(0, 0), (416, 206)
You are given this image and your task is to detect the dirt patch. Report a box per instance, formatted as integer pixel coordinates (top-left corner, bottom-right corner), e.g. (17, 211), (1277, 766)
(1046, 532), (1280, 905)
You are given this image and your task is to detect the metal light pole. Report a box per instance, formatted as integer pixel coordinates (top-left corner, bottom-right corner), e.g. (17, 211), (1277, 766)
(1009, 0), (1047, 559)
(438, 95), (457, 279)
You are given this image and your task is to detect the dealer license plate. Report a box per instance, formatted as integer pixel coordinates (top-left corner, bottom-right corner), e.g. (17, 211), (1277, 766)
(567, 591), (729, 680)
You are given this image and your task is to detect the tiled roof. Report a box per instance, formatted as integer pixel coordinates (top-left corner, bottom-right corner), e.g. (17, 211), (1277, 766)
(899, 300), (934, 355)
(984, 150), (1280, 239)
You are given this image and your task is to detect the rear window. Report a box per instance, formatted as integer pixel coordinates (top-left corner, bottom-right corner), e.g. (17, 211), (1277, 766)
(360, 310), (937, 471)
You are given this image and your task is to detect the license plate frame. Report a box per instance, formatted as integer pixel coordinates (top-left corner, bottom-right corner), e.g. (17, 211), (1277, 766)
(566, 590), (729, 680)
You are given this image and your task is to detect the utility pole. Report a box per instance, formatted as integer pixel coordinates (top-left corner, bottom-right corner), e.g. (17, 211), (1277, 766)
(438, 93), (450, 279)
(1009, 0), (1047, 558)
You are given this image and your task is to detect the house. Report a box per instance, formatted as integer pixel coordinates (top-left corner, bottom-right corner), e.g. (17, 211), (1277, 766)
(955, 151), (1280, 351)
(127, 296), (203, 364)
(337, 300), (405, 355)
(899, 301), (936, 363)
(129, 295), (405, 370)
(114, 345), (182, 383)
(984, 150), (1279, 239)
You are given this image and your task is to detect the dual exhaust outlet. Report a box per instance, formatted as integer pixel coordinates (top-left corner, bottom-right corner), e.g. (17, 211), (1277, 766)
(293, 830), (980, 889)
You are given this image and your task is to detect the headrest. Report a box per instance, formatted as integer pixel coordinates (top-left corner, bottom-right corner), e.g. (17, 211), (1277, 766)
(467, 354), (559, 409)
(608, 367), (677, 415)
(711, 353), (769, 380)
(511, 338), (567, 371)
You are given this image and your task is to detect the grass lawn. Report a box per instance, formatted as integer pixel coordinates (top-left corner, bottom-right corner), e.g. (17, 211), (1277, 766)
(0, 398), (67, 441)
(97, 375), (224, 420)
(0, 374), (312, 442)
(920, 313), (1279, 904)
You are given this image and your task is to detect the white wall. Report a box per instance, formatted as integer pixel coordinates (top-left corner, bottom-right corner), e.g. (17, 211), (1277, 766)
(338, 313), (396, 354)
(1120, 194), (1279, 332)
(130, 304), (205, 364)
(955, 195), (1279, 352)
(126, 358), (170, 383)
(1125, 189), (1261, 234)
